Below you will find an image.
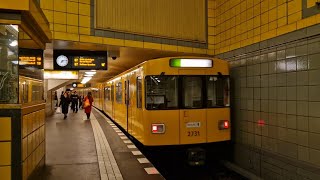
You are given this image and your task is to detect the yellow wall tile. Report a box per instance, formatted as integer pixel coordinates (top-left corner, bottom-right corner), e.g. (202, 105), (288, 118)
(79, 15), (91, 27)
(177, 46), (193, 53)
(288, 0), (301, 15)
(261, 24), (269, 33)
(0, 118), (11, 141)
(288, 12), (302, 24)
(261, 0), (269, 13)
(54, 0), (66, 12)
(40, 0), (53, 10)
(67, 1), (79, 14)
(54, 32), (80, 41)
(54, 12), (67, 24)
(54, 24), (66, 32)
(67, 26), (79, 34)
(0, 142), (11, 165)
(261, 11), (269, 25)
(253, 15), (261, 28)
(143, 42), (162, 50)
(124, 40), (143, 48)
(253, 4), (261, 17)
(306, 15), (318, 26)
(162, 44), (178, 52)
(269, 8), (277, 22)
(80, 35), (102, 44)
(67, 14), (79, 26)
(79, 3), (91, 16)
(43, 10), (54, 23)
(269, 21), (277, 30)
(277, 4), (287, 18)
(79, 0), (91, 4)
(0, 166), (11, 180)
(79, 27), (91, 35)
(277, 17), (287, 27)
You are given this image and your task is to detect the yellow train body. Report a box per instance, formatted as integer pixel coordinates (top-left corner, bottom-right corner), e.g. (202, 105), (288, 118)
(93, 57), (231, 146)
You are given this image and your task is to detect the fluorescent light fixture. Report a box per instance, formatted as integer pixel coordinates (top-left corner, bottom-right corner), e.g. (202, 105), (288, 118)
(85, 71), (96, 75)
(81, 77), (92, 84)
(84, 74), (94, 77)
(44, 71), (79, 79)
(70, 88), (74, 91)
(170, 59), (213, 68)
(11, 60), (19, 65)
(9, 40), (18, 47)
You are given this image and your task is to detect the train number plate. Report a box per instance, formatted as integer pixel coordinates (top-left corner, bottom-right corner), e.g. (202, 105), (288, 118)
(186, 122), (201, 128)
(188, 131), (200, 136)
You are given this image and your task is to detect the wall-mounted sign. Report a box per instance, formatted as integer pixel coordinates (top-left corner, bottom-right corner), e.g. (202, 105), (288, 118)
(19, 49), (44, 69)
(44, 70), (79, 79)
(53, 50), (108, 70)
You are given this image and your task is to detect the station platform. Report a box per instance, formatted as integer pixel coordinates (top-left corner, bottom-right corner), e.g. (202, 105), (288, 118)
(39, 108), (164, 180)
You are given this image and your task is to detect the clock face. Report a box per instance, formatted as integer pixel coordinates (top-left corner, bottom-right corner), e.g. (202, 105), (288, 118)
(56, 55), (69, 67)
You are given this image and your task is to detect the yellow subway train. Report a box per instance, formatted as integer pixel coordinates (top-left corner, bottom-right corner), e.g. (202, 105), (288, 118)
(91, 57), (231, 148)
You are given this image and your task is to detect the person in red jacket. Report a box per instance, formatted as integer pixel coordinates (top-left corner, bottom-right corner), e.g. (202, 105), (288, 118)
(83, 92), (94, 120)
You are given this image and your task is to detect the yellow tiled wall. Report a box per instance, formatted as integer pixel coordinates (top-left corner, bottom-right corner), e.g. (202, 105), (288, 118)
(0, 117), (11, 180)
(21, 109), (45, 180)
(40, 0), (207, 54)
(208, 0), (320, 54)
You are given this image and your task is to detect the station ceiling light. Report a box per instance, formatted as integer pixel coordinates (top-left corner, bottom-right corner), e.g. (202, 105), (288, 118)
(85, 71), (96, 75)
(81, 77), (92, 84)
(84, 74), (94, 77)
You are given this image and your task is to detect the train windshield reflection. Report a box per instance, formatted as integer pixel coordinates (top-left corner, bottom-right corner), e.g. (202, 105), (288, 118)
(145, 75), (178, 110)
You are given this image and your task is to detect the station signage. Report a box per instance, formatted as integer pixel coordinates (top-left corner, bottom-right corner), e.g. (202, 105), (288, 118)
(53, 50), (108, 70)
(19, 49), (44, 69)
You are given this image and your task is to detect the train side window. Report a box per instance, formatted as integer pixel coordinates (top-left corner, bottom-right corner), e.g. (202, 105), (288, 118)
(207, 76), (230, 107)
(137, 77), (142, 108)
(182, 76), (203, 108)
(105, 87), (111, 101)
(116, 82), (122, 103)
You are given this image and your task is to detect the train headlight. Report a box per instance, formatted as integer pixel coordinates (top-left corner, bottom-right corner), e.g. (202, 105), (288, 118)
(152, 124), (165, 134)
(218, 120), (229, 130)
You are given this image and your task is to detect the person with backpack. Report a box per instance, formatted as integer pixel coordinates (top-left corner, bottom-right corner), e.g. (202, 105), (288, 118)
(83, 92), (94, 120)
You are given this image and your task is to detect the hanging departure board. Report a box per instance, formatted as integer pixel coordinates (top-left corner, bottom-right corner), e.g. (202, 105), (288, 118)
(19, 49), (44, 69)
(53, 50), (108, 70)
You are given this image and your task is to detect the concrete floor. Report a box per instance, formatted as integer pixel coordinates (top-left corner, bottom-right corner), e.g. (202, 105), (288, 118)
(40, 109), (100, 180)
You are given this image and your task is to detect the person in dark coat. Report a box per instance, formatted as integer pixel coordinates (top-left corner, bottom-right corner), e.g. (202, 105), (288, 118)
(70, 91), (79, 113)
(59, 91), (64, 107)
(61, 91), (71, 119)
(83, 92), (94, 120)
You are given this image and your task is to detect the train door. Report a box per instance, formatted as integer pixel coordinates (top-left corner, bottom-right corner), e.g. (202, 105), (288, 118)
(111, 83), (115, 119)
(125, 80), (130, 131)
(179, 70), (207, 144)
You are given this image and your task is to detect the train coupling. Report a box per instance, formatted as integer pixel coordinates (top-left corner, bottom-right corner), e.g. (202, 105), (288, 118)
(186, 147), (206, 166)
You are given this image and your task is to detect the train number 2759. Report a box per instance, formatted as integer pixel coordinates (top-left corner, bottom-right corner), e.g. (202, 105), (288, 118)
(187, 131), (200, 136)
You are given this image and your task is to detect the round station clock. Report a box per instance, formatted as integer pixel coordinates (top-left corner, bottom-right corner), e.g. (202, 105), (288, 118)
(56, 55), (69, 67)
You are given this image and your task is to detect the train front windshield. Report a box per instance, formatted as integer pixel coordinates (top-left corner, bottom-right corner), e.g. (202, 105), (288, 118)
(145, 75), (230, 110)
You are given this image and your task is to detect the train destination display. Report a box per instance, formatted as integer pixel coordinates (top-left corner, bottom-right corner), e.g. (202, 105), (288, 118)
(54, 50), (108, 70)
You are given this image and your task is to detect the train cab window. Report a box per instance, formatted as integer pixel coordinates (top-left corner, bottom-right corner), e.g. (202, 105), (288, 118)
(137, 77), (142, 108)
(145, 76), (178, 110)
(182, 76), (203, 108)
(116, 82), (122, 103)
(207, 76), (230, 107)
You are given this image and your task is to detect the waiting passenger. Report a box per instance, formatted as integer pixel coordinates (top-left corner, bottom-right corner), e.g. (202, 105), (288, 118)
(61, 90), (71, 119)
(83, 92), (94, 120)
(78, 95), (83, 109)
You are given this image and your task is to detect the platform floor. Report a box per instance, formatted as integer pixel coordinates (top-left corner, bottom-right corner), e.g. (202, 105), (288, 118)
(39, 107), (163, 180)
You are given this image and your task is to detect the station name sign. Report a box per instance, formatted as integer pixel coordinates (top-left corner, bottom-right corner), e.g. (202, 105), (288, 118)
(19, 49), (44, 69)
(53, 50), (108, 70)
